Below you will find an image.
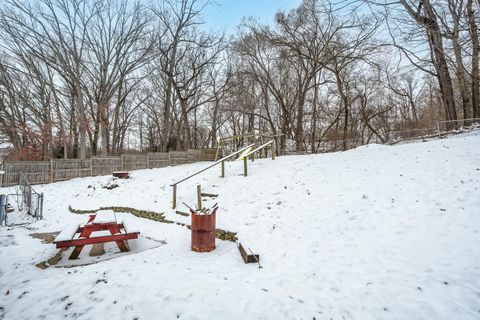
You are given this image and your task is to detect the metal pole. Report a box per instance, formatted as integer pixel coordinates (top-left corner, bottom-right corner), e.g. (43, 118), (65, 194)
(171, 143), (254, 186)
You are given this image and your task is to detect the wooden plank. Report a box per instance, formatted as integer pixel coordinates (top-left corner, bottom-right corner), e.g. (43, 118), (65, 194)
(53, 168), (91, 173)
(238, 243), (260, 264)
(55, 233), (139, 248)
(201, 192), (218, 198)
(175, 210), (189, 217)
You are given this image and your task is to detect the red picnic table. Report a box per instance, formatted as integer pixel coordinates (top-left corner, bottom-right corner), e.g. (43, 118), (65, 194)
(54, 210), (140, 259)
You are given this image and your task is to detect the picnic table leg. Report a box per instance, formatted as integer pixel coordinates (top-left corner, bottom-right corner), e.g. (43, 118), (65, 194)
(69, 226), (93, 260)
(108, 225), (130, 253)
(69, 246), (84, 260)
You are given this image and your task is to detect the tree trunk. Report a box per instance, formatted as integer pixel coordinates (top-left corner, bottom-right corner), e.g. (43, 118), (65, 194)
(400, 0), (457, 127)
(98, 101), (108, 156)
(162, 35), (179, 152)
(76, 84), (87, 159)
(311, 73), (318, 154)
(468, 0), (480, 118)
(211, 98), (219, 148)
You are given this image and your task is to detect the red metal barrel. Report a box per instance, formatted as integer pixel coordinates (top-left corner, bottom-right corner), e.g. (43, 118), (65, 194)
(191, 212), (216, 252)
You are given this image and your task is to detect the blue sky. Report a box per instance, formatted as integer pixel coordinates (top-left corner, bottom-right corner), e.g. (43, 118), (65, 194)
(202, 0), (302, 33)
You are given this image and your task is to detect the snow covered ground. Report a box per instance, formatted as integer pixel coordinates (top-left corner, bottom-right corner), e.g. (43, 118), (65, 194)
(1, 132), (479, 319)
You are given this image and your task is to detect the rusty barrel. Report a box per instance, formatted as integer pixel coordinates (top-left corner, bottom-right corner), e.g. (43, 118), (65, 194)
(191, 212), (216, 252)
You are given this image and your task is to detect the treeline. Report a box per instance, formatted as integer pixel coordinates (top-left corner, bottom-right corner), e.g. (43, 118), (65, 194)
(0, 0), (478, 159)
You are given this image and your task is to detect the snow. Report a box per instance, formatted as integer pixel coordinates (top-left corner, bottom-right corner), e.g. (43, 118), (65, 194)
(53, 223), (80, 242)
(92, 210), (117, 224)
(1, 132), (480, 319)
(121, 219), (140, 234)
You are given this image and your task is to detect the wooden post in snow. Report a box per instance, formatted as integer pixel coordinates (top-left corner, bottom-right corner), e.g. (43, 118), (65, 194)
(243, 157), (248, 177)
(221, 160), (225, 178)
(197, 184), (202, 210)
(172, 185), (177, 209)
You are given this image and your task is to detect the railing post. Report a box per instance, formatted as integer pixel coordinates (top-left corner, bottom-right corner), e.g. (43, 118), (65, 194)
(243, 157), (248, 177)
(272, 148), (275, 160)
(197, 184), (202, 210)
(221, 160), (225, 178)
(172, 184), (177, 209)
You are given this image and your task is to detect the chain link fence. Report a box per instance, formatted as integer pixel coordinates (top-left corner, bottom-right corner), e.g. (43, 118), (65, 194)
(285, 118), (480, 155)
(437, 118), (480, 134)
(0, 173), (43, 226)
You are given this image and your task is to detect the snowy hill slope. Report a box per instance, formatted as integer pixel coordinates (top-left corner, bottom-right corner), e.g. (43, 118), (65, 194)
(1, 132), (479, 319)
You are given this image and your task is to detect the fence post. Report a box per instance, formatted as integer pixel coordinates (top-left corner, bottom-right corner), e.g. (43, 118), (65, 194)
(50, 159), (54, 182)
(437, 122), (441, 138)
(121, 154), (125, 170)
(40, 193), (44, 220)
(0, 162), (4, 188)
(169, 151), (172, 166)
(0, 194), (6, 226)
(221, 160), (225, 178)
(90, 158), (93, 176)
(146, 153), (150, 169)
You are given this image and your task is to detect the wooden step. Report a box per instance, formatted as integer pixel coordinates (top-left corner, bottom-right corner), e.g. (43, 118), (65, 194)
(201, 192), (218, 198)
(175, 210), (190, 217)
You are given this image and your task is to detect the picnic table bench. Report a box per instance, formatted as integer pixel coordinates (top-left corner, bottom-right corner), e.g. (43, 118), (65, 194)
(54, 210), (140, 259)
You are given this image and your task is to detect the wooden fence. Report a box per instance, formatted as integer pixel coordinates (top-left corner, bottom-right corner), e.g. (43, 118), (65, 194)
(0, 149), (216, 187)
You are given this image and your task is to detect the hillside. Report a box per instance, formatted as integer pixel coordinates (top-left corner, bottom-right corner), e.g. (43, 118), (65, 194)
(1, 132), (479, 320)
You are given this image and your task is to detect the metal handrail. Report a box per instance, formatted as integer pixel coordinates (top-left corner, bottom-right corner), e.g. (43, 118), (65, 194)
(243, 140), (273, 158)
(170, 143), (255, 187)
(170, 144), (255, 208)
